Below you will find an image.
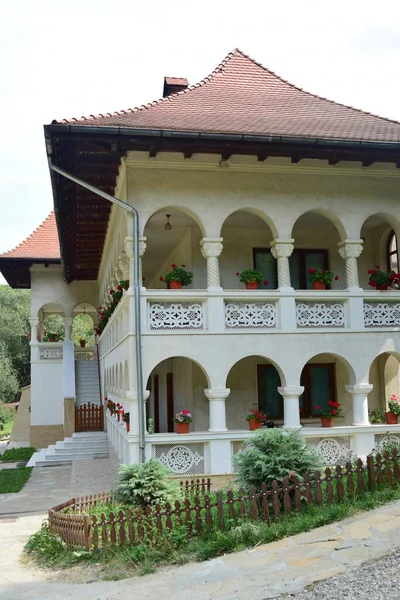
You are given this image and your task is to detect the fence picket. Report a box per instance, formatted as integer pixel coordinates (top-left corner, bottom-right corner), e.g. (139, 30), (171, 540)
(127, 508), (135, 544)
(345, 462), (355, 496)
(376, 453), (384, 485)
(249, 485), (258, 520)
(384, 452), (392, 486)
(393, 449), (400, 482)
(335, 465), (344, 500)
(314, 471), (323, 505)
(325, 468), (333, 504)
(282, 478), (291, 514)
(260, 482), (271, 522)
(302, 473), (313, 504)
(271, 480), (280, 518)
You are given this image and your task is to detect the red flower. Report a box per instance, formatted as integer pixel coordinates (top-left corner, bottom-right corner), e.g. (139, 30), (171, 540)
(332, 409), (337, 415)
(160, 276), (164, 282)
(334, 275), (339, 280)
(142, 276), (146, 281)
(308, 268), (316, 274)
(236, 272), (240, 276)
(98, 306), (102, 310)
(171, 264), (177, 269)
(299, 407), (302, 413)
(117, 285), (123, 291)
(263, 280), (268, 285)
(322, 270), (326, 275)
(315, 405), (319, 410)
(181, 264), (186, 268)
(109, 289), (115, 295)
(376, 266), (380, 269)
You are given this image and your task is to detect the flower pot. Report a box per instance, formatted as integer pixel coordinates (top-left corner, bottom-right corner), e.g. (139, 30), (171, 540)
(169, 280), (182, 290)
(313, 281), (325, 290)
(79, 341), (86, 348)
(248, 418), (262, 430)
(321, 417), (334, 427)
(385, 412), (398, 425)
(176, 422), (190, 434)
(125, 421), (130, 433)
(48, 337), (56, 342)
(245, 281), (258, 290)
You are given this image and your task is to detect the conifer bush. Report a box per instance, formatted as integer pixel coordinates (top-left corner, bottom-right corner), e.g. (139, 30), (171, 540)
(112, 459), (182, 509)
(234, 429), (321, 490)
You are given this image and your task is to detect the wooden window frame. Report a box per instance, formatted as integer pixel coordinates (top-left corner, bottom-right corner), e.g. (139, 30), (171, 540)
(301, 363), (336, 418)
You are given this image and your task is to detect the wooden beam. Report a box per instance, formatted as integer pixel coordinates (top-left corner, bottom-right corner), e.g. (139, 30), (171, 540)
(149, 146), (157, 158)
(184, 151), (193, 159)
(362, 159), (375, 167)
(220, 152), (232, 162)
(257, 152), (268, 162)
(291, 156), (301, 164)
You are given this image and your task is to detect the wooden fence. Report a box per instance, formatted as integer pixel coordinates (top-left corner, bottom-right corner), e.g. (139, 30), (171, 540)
(75, 403), (104, 432)
(49, 452), (400, 551)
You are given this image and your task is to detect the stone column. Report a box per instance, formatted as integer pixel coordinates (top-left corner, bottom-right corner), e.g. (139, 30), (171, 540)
(270, 240), (295, 290)
(346, 384), (373, 426)
(125, 389), (150, 434)
(124, 236), (134, 284)
(204, 387), (230, 432)
(118, 251), (130, 281)
(200, 238), (223, 291)
(63, 317), (73, 341)
(138, 237), (147, 286)
(30, 318), (39, 343)
(278, 386), (304, 429)
(338, 240), (363, 290)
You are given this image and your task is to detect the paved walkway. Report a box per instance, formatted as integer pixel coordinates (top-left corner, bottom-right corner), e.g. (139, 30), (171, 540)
(1, 500), (400, 599)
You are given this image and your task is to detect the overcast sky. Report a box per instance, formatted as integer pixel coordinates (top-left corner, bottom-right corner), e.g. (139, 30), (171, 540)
(1, 0), (400, 284)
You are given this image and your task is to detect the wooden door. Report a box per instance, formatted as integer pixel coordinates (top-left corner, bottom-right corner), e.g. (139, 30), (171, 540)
(166, 372), (174, 432)
(153, 374), (160, 433)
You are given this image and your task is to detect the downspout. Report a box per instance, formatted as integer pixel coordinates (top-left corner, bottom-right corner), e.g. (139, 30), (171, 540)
(47, 159), (146, 464)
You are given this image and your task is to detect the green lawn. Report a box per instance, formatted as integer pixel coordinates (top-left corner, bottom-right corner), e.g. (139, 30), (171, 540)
(0, 467), (32, 493)
(0, 420), (14, 437)
(0, 447), (36, 462)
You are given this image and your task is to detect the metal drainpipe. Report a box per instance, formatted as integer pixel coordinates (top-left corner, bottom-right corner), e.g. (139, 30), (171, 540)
(48, 159), (146, 463)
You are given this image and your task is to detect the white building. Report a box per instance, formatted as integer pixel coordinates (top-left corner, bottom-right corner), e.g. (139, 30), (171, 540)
(2, 49), (400, 473)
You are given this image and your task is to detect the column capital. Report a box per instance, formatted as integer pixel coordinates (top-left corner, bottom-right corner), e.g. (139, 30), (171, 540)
(30, 317), (39, 327)
(345, 384), (373, 396)
(200, 238), (223, 259)
(126, 389), (150, 402)
(270, 239), (294, 259)
(338, 239), (363, 259)
(124, 236), (133, 256)
(138, 237), (147, 257)
(204, 387), (230, 400)
(278, 386), (304, 398)
(63, 317), (73, 327)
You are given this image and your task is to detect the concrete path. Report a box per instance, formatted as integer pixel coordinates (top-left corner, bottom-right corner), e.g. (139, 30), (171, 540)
(1, 500), (400, 599)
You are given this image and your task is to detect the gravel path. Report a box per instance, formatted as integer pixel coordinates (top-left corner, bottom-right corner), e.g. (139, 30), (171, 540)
(281, 550), (400, 599)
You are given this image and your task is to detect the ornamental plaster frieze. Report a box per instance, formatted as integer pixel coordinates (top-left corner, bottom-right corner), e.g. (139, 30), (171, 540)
(338, 240), (364, 260)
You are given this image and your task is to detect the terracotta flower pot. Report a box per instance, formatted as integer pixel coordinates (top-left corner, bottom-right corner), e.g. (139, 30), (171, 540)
(321, 417), (334, 427)
(79, 341), (86, 348)
(125, 421), (130, 433)
(48, 337), (56, 342)
(248, 418), (262, 430)
(176, 421), (190, 434)
(245, 281), (258, 290)
(169, 280), (182, 290)
(313, 281), (325, 290)
(385, 412), (398, 425)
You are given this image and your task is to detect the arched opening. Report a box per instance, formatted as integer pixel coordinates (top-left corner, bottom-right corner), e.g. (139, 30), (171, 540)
(226, 356), (284, 427)
(220, 210), (276, 289)
(299, 353), (355, 424)
(291, 212), (343, 290)
(39, 304), (65, 341)
(360, 214), (400, 290)
(72, 313), (95, 348)
(146, 357), (209, 433)
(368, 352), (400, 419)
(143, 208), (205, 289)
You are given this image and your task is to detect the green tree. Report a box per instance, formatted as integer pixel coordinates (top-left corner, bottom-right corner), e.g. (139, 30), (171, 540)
(0, 286), (31, 397)
(72, 314), (95, 347)
(0, 341), (20, 403)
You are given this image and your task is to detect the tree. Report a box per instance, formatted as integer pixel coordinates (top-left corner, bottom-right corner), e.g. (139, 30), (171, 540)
(0, 341), (20, 403)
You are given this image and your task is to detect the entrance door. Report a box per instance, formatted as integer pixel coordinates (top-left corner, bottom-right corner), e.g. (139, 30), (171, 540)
(166, 372), (174, 432)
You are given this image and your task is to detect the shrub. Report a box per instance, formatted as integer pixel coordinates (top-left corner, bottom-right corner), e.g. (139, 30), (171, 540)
(113, 459), (182, 509)
(234, 429), (321, 490)
(0, 403), (15, 425)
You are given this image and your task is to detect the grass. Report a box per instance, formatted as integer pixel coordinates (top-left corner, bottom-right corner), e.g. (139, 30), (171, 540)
(0, 467), (32, 493)
(0, 447), (36, 462)
(24, 480), (400, 580)
(0, 420), (14, 437)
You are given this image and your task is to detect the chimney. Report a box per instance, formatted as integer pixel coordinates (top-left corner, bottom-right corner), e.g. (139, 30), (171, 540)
(163, 77), (189, 98)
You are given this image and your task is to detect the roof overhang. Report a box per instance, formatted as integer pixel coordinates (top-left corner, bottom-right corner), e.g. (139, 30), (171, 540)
(0, 257), (61, 289)
(44, 123), (400, 283)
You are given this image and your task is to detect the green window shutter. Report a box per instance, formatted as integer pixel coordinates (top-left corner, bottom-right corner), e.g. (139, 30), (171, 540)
(310, 366), (331, 416)
(253, 251), (277, 289)
(258, 366), (282, 418)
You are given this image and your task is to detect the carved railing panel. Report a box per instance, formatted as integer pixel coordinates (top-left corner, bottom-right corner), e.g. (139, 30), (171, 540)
(363, 301), (400, 328)
(296, 302), (345, 328)
(225, 302), (276, 329)
(153, 443), (205, 475)
(149, 302), (204, 330)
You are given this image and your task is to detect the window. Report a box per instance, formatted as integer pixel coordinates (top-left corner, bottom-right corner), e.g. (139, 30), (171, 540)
(253, 248), (329, 289)
(387, 231), (399, 274)
(257, 363), (336, 419)
(300, 363), (336, 418)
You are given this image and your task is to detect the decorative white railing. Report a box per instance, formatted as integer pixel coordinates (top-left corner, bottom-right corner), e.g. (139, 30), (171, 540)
(74, 347), (95, 361)
(39, 343), (63, 360)
(149, 302), (204, 330)
(363, 301), (400, 328)
(153, 443), (205, 474)
(225, 301), (277, 329)
(296, 302), (345, 328)
(304, 435), (352, 465)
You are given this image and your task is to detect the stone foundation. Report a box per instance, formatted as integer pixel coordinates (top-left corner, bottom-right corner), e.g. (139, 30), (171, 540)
(30, 425), (64, 449)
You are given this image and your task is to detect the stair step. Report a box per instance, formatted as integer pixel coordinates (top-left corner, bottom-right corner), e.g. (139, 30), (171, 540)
(57, 445), (108, 452)
(45, 453), (109, 461)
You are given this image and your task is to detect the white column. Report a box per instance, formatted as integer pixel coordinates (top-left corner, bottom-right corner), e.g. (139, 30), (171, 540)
(63, 317), (73, 341)
(204, 387), (230, 432)
(30, 317), (39, 343)
(118, 251), (130, 281)
(124, 236), (134, 284)
(270, 240), (294, 290)
(138, 237), (147, 287)
(278, 386), (304, 429)
(125, 390), (150, 435)
(338, 240), (363, 290)
(346, 384), (373, 426)
(200, 238), (223, 291)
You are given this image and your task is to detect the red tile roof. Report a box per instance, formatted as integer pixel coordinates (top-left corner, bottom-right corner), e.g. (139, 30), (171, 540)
(55, 49), (400, 143)
(0, 212), (60, 260)
(164, 77), (189, 86)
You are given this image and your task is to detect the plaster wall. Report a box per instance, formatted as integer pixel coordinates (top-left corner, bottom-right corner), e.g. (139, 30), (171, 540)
(30, 359), (63, 425)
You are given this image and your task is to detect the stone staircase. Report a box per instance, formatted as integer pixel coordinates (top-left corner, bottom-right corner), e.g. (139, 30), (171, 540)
(27, 432), (109, 467)
(75, 360), (101, 406)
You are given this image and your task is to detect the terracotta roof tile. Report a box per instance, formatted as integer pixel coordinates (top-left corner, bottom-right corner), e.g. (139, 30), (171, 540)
(0, 212), (60, 260)
(54, 49), (400, 143)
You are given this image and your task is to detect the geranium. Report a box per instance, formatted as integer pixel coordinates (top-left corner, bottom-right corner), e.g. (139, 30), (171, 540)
(308, 266), (338, 285)
(162, 265), (193, 287)
(315, 400), (341, 418)
(388, 394), (400, 416)
(237, 269), (264, 284)
(368, 267), (399, 290)
(173, 410), (193, 423)
(246, 408), (266, 423)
